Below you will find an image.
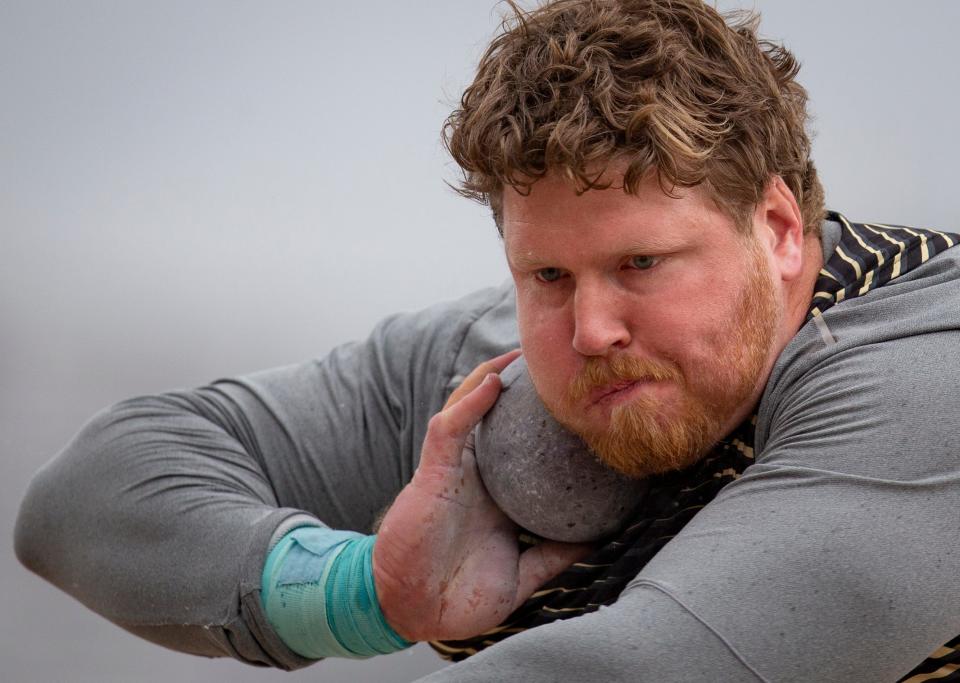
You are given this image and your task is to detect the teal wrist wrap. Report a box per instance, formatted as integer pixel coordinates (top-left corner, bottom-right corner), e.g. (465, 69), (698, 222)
(261, 526), (412, 659)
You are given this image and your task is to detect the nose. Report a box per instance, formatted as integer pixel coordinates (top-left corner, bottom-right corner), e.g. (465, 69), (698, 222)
(571, 278), (631, 356)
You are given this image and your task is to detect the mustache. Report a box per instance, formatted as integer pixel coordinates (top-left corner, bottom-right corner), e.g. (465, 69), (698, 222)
(568, 355), (683, 402)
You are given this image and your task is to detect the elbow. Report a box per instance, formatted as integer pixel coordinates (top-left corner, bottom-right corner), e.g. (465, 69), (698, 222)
(14, 470), (54, 579)
(14, 453), (69, 582)
(13, 401), (129, 584)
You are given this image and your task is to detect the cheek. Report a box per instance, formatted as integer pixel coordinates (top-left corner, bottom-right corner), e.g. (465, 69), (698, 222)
(674, 275), (762, 369)
(518, 308), (563, 354)
(639, 286), (737, 362)
(516, 296), (576, 399)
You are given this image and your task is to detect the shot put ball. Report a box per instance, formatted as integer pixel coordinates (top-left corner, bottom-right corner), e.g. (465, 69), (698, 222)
(474, 356), (648, 543)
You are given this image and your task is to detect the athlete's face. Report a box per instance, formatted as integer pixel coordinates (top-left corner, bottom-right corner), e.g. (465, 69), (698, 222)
(502, 171), (788, 478)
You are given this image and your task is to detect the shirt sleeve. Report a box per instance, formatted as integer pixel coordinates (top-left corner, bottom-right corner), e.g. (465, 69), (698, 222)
(413, 325), (960, 682)
(13, 283), (517, 671)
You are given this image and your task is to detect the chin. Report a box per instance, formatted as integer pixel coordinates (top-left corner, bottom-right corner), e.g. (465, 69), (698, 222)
(563, 393), (729, 479)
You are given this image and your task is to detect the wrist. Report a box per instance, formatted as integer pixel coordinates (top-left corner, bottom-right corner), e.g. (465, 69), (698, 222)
(370, 532), (420, 643)
(261, 527), (412, 659)
(326, 534), (412, 654)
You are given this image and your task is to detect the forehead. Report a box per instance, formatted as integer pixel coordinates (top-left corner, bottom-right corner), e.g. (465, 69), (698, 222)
(501, 173), (736, 256)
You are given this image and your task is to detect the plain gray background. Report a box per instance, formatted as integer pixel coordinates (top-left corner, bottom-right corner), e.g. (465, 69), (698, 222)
(3, 1), (958, 681)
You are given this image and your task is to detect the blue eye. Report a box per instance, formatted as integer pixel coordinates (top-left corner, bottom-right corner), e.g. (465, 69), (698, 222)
(629, 255), (657, 270)
(536, 267), (563, 283)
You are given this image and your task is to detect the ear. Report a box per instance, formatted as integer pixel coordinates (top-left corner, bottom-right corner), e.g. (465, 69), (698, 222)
(754, 176), (805, 282)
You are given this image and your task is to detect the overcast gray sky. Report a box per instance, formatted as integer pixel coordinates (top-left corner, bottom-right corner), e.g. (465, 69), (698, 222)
(3, 1), (958, 681)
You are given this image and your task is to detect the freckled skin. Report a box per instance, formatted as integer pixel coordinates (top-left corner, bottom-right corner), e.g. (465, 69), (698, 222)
(503, 171), (822, 473)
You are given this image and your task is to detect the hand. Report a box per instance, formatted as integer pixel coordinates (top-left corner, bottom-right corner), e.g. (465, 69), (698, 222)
(373, 350), (592, 642)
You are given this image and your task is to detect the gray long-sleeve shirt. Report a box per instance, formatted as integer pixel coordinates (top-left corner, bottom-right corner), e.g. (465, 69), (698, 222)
(14, 221), (960, 681)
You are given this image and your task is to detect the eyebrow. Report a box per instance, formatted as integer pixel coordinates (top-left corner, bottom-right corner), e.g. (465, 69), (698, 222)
(506, 239), (681, 271)
(507, 251), (551, 271)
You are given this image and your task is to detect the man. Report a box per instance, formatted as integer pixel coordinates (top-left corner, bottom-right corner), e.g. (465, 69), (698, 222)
(14, 0), (960, 681)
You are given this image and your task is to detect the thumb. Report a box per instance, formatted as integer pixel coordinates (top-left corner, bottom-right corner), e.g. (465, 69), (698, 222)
(444, 349), (520, 410)
(513, 540), (596, 611)
(418, 373), (502, 472)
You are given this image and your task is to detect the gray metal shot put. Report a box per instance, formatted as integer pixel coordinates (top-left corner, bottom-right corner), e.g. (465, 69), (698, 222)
(475, 356), (648, 543)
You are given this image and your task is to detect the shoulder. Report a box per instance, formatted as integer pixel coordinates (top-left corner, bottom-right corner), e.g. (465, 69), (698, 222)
(757, 245), (960, 470)
(374, 280), (519, 397)
(377, 280), (516, 352)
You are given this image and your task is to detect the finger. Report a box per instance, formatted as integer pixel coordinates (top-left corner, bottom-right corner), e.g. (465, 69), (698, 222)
(444, 348), (521, 409)
(421, 373), (502, 470)
(514, 540), (596, 611)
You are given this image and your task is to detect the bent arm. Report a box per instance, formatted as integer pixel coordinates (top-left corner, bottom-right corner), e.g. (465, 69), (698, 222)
(13, 283), (518, 670)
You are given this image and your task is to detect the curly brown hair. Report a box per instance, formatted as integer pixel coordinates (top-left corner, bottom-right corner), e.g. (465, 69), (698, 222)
(443, 0), (825, 236)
